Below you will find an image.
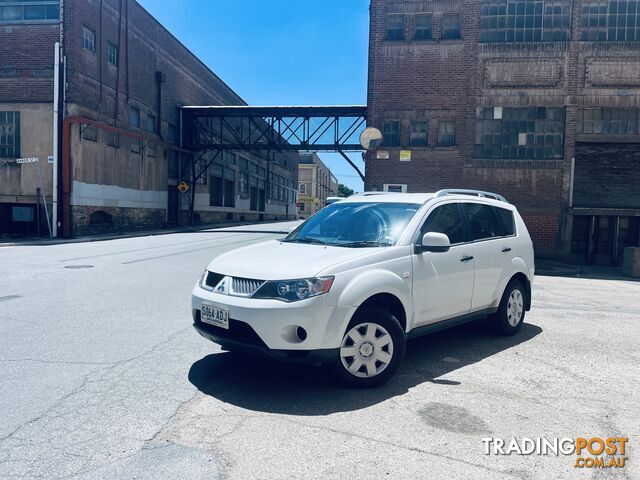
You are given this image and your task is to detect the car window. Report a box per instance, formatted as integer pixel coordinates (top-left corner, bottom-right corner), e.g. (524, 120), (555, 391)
(464, 203), (507, 240)
(493, 207), (515, 236)
(420, 203), (465, 244)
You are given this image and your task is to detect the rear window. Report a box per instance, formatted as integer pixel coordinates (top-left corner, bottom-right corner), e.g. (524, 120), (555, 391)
(464, 203), (507, 240)
(493, 207), (515, 236)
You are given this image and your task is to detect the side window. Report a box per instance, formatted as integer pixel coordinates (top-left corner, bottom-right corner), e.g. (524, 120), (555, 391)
(493, 207), (515, 236)
(420, 203), (465, 244)
(464, 203), (506, 240)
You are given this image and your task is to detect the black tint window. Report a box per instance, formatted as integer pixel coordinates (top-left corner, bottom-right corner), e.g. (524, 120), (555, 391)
(421, 203), (465, 244)
(464, 203), (506, 240)
(493, 207), (515, 236)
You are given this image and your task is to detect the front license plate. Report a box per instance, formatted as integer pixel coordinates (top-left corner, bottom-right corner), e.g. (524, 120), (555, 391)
(201, 302), (229, 329)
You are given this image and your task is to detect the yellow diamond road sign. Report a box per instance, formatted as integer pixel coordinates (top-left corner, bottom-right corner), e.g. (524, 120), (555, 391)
(177, 181), (189, 193)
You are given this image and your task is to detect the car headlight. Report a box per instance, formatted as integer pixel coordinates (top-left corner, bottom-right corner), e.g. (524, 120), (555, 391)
(253, 276), (334, 302)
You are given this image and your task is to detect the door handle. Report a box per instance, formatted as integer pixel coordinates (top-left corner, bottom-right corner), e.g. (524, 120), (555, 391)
(501, 247), (512, 253)
(460, 255), (474, 262)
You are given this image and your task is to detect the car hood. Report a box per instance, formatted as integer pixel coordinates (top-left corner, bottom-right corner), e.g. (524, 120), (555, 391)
(207, 239), (380, 280)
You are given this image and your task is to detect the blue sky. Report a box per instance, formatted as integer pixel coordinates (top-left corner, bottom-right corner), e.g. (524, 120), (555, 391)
(138, 0), (370, 192)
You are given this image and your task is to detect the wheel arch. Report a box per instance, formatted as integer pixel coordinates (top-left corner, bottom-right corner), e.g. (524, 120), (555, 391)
(508, 272), (531, 311)
(355, 293), (408, 332)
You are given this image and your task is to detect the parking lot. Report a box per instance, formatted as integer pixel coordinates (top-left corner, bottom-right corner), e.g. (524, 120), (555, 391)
(0, 222), (638, 479)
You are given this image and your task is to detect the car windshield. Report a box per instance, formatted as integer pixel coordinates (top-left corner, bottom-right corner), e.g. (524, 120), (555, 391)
(284, 202), (420, 247)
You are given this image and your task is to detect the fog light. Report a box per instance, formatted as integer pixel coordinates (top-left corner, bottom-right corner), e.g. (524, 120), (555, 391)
(296, 326), (308, 342)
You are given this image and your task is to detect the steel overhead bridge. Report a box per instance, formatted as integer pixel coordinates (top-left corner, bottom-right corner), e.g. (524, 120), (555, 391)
(181, 105), (367, 152)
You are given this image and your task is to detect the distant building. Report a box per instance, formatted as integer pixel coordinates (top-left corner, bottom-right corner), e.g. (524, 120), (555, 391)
(0, 0), (297, 237)
(367, 0), (640, 264)
(297, 153), (339, 218)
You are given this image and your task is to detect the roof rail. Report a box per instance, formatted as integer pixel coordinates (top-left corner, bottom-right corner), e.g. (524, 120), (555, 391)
(435, 189), (508, 203)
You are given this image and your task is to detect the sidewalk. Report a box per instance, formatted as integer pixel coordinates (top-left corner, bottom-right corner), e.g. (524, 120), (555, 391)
(535, 257), (638, 281)
(0, 219), (300, 247)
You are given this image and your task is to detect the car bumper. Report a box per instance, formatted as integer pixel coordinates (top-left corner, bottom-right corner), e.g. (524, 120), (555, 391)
(192, 321), (338, 366)
(191, 283), (354, 356)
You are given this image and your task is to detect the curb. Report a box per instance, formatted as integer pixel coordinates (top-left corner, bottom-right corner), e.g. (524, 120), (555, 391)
(0, 220), (298, 247)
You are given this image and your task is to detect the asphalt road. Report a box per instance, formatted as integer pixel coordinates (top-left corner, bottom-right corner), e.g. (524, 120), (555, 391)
(0, 222), (638, 480)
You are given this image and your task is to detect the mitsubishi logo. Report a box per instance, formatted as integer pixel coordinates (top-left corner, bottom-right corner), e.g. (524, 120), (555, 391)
(214, 276), (230, 294)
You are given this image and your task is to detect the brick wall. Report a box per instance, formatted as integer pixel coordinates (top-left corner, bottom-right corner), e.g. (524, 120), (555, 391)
(574, 142), (640, 209)
(367, 0), (640, 255)
(0, 23), (59, 102)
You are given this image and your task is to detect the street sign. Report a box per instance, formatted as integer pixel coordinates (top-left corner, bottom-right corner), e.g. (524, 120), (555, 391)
(16, 157), (39, 164)
(177, 181), (190, 193)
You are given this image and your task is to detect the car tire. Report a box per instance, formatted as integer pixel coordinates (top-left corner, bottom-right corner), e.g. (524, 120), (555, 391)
(490, 280), (526, 336)
(332, 307), (406, 388)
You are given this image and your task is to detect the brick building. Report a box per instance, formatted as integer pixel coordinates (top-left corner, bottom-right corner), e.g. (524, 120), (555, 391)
(297, 153), (339, 218)
(366, 0), (640, 264)
(0, 0), (297, 237)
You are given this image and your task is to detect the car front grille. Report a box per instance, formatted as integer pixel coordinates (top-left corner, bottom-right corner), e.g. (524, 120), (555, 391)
(204, 272), (264, 297)
(231, 277), (264, 296)
(205, 272), (224, 289)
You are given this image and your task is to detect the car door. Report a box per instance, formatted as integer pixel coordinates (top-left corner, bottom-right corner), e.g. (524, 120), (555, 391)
(411, 202), (475, 326)
(461, 202), (515, 311)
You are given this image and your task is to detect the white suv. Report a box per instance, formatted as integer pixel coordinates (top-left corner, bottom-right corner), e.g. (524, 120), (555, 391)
(192, 189), (534, 387)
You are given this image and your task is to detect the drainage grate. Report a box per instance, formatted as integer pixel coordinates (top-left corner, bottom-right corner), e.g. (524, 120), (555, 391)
(64, 265), (94, 269)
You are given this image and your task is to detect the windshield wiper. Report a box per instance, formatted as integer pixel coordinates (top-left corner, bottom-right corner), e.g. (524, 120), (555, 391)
(284, 237), (331, 245)
(339, 240), (392, 248)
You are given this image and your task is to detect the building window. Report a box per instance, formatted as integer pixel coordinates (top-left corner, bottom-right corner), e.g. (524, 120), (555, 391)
(441, 14), (461, 39)
(0, 1), (60, 24)
(167, 150), (179, 179)
(383, 121), (400, 146)
(479, 0), (571, 43)
(107, 132), (119, 148)
(0, 111), (20, 158)
(240, 172), (248, 194)
(131, 139), (142, 154)
(128, 106), (140, 128)
(146, 114), (156, 134)
(437, 121), (456, 146)
(147, 143), (156, 158)
(80, 124), (97, 142)
(209, 165), (223, 207)
(82, 25), (96, 52)
(224, 151), (236, 165)
(195, 156), (208, 185)
(475, 107), (565, 159)
(168, 124), (177, 143)
(386, 14), (404, 41)
(107, 42), (118, 66)
(414, 14), (433, 40)
(410, 121), (428, 146)
(577, 108), (640, 135)
(300, 183), (307, 194)
(581, 1), (640, 41)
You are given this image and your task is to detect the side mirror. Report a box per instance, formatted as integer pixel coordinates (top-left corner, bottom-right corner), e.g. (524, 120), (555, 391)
(419, 232), (451, 253)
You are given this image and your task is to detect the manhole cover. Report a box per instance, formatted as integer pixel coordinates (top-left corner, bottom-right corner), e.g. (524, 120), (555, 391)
(64, 265), (94, 269)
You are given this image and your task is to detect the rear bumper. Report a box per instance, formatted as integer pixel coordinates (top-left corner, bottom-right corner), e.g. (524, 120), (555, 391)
(193, 320), (338, 366)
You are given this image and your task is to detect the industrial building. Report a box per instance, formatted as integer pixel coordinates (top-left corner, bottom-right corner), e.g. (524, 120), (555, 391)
(0, 0), (298, 237)
(366, 0), (640, 264)
(297, 153), (339, 218)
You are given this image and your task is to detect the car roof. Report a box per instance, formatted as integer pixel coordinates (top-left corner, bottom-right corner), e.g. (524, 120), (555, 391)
(339, 192), (435, 204)
(336, 191), (514, 209)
